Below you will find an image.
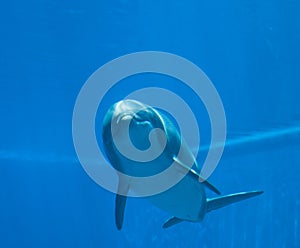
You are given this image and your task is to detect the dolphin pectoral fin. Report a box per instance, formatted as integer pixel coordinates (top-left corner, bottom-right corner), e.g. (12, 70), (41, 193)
(206, 190), (264, 212)
(115, 178), (130, 230)
(173, 156), (221, 195)
(199, 176), (221, 195)
(162, 216), (183, 228)
(115, 194), (127, 230)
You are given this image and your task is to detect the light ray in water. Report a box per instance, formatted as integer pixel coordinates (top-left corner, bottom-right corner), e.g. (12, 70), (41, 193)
(198, 123), (300, 154)
(0, 150), (77, 164)
(0, 124), (299, 163)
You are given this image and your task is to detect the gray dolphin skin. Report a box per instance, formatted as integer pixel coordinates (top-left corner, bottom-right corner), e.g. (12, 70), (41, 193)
(102, 100), (263, 230)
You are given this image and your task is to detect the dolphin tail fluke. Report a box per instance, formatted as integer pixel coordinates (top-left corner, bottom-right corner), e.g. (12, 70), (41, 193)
(162, 216), (183, 228)
(206, 190), (263, 212)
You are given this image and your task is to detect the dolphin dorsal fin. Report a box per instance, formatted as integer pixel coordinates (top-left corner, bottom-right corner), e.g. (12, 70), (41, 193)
(173, 156), (221, 195)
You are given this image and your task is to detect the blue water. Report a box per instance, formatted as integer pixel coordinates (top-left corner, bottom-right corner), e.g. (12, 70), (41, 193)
(1, 0), (300, 247)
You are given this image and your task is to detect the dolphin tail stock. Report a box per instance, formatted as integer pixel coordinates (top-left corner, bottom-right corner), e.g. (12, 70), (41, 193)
(206, 190), (263, 213)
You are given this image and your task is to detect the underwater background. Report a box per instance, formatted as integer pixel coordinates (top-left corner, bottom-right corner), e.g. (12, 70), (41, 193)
(1, 0), (300, 247)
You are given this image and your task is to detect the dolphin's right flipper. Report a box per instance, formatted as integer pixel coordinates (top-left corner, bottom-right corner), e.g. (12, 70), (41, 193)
(115, 177), (130, 230)
(207, 190), (263, 212)
(162, 216), (183, 228)
(173, 156), (221, 195)
(115, 194), (127, 230)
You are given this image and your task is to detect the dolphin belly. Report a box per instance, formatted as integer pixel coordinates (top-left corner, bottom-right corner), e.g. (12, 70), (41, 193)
(146, 173), (207, 222)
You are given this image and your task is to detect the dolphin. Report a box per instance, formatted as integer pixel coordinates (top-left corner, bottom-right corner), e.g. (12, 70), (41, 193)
(102, 99), (263, 230)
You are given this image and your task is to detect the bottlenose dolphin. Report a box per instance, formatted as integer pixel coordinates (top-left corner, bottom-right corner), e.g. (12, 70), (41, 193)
(102, 99), (263, 230)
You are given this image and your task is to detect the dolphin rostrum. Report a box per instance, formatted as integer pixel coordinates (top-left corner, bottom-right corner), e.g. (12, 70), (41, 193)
(102, 100), (263, 230)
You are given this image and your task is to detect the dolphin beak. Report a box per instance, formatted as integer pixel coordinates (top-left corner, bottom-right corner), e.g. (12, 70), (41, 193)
(116, 113), (134, 124)
(116, 112), (142, 124)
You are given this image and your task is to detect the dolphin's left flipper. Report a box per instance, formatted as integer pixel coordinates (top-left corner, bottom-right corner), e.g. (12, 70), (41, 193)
(199, 177), (221, 195)
(163, 216), (183, 228)
(207, 190), (263, 212)
(173, 156), (221, 195)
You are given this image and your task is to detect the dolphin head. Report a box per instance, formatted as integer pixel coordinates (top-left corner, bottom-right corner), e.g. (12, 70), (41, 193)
(103, 100), (165, 148)
(102, 100), (169, 176)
